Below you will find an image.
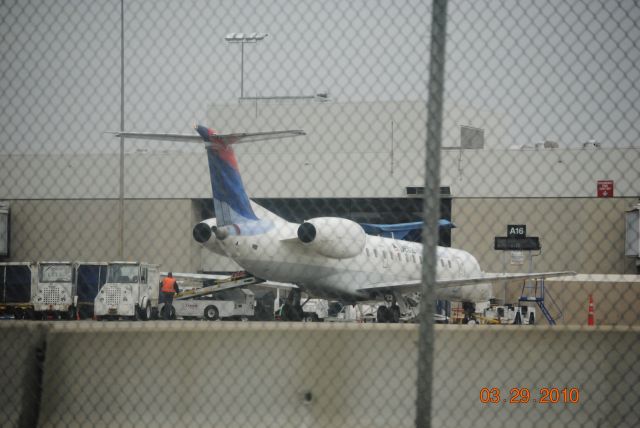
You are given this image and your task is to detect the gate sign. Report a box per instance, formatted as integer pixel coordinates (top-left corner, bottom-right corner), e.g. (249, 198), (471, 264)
(597, 180), (614, 198)
(507, 224), (526, 239)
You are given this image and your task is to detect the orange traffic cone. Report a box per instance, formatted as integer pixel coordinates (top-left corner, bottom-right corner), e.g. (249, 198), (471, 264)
(587, 294), (595, 326)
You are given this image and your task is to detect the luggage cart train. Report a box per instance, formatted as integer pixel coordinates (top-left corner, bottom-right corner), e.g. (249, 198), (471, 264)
(0, 261), (256, 321)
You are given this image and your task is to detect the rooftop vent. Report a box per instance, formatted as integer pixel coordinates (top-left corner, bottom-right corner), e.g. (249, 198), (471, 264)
(583, 139), (601, 149)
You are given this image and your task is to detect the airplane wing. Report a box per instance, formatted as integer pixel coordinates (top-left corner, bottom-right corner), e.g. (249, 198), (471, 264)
(257, 281), (299, 290)
(356, 271), (576, 295)
(110, 130), (305, 144)
(438, 271), (576, 287)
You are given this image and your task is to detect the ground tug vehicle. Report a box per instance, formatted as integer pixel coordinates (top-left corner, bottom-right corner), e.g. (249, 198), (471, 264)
(94, 262), (159, 320)
(33, 261), (77, 319)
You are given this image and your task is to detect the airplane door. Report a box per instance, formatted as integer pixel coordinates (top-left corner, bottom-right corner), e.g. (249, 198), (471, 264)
(454, 257), (464, 276)
(379, 248), (390, 269)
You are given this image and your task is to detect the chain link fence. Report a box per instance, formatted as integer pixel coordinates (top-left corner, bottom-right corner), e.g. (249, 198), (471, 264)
(1, 0), (639, 427)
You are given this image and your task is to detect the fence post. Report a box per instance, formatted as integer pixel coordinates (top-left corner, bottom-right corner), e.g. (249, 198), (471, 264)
(417, 0), (448, 427)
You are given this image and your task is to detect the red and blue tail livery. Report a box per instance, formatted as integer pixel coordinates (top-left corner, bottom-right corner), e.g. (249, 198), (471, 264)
(112, 124), (305, 234)
(195, 125), (258, 225)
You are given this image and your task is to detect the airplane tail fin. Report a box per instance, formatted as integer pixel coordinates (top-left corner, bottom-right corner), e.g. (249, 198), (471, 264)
(196, 125), (257, 225)
(112, 125), (305, 227)
(194, 125), (306, 226)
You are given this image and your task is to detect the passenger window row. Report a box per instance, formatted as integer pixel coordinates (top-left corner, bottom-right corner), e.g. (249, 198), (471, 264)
(364, 248), (423, 264)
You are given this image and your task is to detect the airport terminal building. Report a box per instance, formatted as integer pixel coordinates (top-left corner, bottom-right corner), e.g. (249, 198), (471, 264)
(1, 100), (639, 278)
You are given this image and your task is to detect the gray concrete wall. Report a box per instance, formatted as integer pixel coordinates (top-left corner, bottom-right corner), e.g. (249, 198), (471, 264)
(28, 322), (640, 428)
(0, 323), (46, 428)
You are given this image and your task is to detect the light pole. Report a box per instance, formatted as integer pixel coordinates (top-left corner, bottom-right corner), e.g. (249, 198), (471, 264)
(224, 33), (268, 99)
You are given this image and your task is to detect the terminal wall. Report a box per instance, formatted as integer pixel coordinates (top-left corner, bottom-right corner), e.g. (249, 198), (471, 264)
(4, 196), (638, 276)
(33, 323), (640, 428)
(6, 199), (199, 273)
(452, 197), (639, 275)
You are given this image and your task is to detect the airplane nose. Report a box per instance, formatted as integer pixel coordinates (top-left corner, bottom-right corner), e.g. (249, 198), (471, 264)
(193, 222), (212, 243)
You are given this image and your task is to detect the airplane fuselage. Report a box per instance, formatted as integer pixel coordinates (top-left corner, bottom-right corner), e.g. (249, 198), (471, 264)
(215, 220), (492, 303)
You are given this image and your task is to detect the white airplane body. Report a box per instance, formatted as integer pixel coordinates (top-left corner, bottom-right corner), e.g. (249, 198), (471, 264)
(116, 124), (572, 321)
(206, 215), (489, 304)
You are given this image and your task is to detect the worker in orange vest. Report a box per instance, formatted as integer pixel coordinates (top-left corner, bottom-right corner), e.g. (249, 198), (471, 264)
(160, 272), (180, 320)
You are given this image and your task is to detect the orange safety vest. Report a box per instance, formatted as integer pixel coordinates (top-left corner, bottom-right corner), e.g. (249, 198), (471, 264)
(161, 277), (177, 293)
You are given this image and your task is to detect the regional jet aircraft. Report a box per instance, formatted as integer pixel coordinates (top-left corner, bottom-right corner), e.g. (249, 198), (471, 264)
(115, 124), (572, 322)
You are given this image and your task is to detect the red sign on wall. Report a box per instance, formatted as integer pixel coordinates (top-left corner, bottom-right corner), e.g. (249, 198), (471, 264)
(597, 180), (614, 198)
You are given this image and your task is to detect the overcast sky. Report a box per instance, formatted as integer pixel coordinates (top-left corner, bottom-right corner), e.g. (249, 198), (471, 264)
(0, 0), (638, 153)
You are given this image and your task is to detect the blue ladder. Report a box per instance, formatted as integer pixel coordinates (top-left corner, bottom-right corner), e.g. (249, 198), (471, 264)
(518, 279), (562, 325)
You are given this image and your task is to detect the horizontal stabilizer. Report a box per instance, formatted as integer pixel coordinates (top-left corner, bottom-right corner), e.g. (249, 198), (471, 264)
(212, 130), (306, 144)
(110, 132), (202, 142)
(110, 130), (305, 144)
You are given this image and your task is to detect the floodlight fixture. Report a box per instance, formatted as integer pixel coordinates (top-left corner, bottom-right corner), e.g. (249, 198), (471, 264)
(224, 33), (269, 98)
(224, 32), (268, 43)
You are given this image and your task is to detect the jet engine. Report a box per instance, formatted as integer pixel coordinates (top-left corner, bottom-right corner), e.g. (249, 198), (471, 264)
(297, 217), (366, 259)
(192, 218), (227, 256)
(193, 220), (214, 243)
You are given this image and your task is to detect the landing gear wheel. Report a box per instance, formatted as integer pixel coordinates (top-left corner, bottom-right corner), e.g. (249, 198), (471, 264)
(78, 307), (88, 320)
(377, 306), (389, 323)
(142, 302), (152, 321)
(65, 306), (76, 320)
(462, 301), (476, 325)
(160, 305), (176, 320)
(303, 313), (320, 322)
(466, 316), (477, 325)
(282, 304), (303, 321)
(204, 305), (219, 321)
(528, 312), (535, 325)
(389, 305), (401, 323)
(513, 312), (522, 325)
